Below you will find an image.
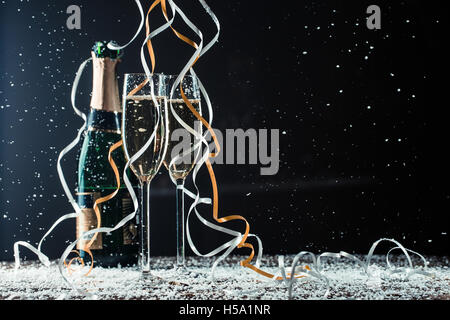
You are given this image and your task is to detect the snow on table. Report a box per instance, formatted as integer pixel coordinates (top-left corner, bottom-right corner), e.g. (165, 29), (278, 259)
(1, 255), (449, 300)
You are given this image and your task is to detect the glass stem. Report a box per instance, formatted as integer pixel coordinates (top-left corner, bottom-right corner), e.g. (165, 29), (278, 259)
(176, 179), (186, 268)
(139, 181), (151, 275)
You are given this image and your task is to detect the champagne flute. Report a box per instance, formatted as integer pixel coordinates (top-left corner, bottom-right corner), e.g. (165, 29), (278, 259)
(122, 73), (168, 277)
(163, 75), (202, 271)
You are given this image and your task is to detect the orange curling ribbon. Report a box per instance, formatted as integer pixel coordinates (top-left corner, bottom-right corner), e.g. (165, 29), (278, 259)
(159, 3), (306, 281)
(127, 78), (149, 98)
(80, 0), (166, 274)
(126, 0), (161, 98)
(63, 250), (88, 276)
(145, 0), (160, 73)
(126, 0), (306, 281)
(64, 140), (124, 276)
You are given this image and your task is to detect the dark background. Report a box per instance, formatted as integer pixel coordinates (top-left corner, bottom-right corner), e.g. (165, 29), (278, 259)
(0, 0), (448, 262)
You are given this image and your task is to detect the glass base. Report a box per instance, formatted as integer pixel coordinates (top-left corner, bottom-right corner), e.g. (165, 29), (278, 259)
(175, 264), (187, 272)
(140, 270), (152, 280)
(139, 271), (168, 286)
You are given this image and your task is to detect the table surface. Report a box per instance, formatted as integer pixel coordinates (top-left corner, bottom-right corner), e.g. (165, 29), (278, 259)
(1, 255), (449, 300)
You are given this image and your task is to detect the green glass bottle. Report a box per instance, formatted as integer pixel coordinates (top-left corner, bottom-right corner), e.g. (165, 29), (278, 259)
(76, 41), (138, 267)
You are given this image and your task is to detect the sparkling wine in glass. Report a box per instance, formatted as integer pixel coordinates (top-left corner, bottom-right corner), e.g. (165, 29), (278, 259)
(163, 75), (202, 271)
(122, 73), (168, 277)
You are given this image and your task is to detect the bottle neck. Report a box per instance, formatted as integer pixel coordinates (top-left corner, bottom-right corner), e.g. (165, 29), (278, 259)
(90, 51), (122, 113)
(87, 108), (121, 134)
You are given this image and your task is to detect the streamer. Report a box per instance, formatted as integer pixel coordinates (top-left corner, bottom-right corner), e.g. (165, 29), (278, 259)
(126, 1), (246, 277)
(160, 0), (308, 281)
(12, 0), (435, 301)
(56, 0), (178, 297)
(14, 57), (92, 271)
(64, 140), (123, 277)
(278, 238), (435, 299)
(49, 0), (177, 296)
(13, 0), (161, 297)
(159, 4), (436, 299)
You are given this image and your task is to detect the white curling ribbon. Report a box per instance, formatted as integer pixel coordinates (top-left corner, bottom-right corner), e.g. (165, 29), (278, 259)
(385, 244), (434, 278)
(289, 252), (331, 300)
(171, 3), (436, 294)
(363, 238), (414, 275)
(196, 0), (263, 271)
(13, 0), (435, 301)
(58, 57), (92, 214)
(14, 0), (143, 270)
(167, 0), (229, 241)
(315, 252), (342, 272)
(139, 1), (177, 82)
(14, 57), (92, 270)
(58, 1), (180, 296)
(14, 1), (174, 298)
(184, 147), (246, 272)
(277, 256), (289, 286)
(58, 90), (162, 297)
(107, 0), (145, 51)
(277, 238), (435, 299)
(58, 6), (180, 298)
(251, 233), (264, 269)
(164, 0), (266, 277)
(56, 1), (176, 296)
(13, 242), (51, 268)
(197, 0), (220, 57)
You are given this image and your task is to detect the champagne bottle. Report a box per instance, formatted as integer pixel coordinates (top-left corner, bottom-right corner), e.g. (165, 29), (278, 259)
(76, 41), (138, 267)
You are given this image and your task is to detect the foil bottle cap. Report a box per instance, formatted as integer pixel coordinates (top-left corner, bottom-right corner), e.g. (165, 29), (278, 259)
(90, 41), (122, 113)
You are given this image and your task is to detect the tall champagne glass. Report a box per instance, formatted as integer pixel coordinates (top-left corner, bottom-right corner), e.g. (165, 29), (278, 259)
(122, 73), (168, 277)
(163, 75), (202, 270)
